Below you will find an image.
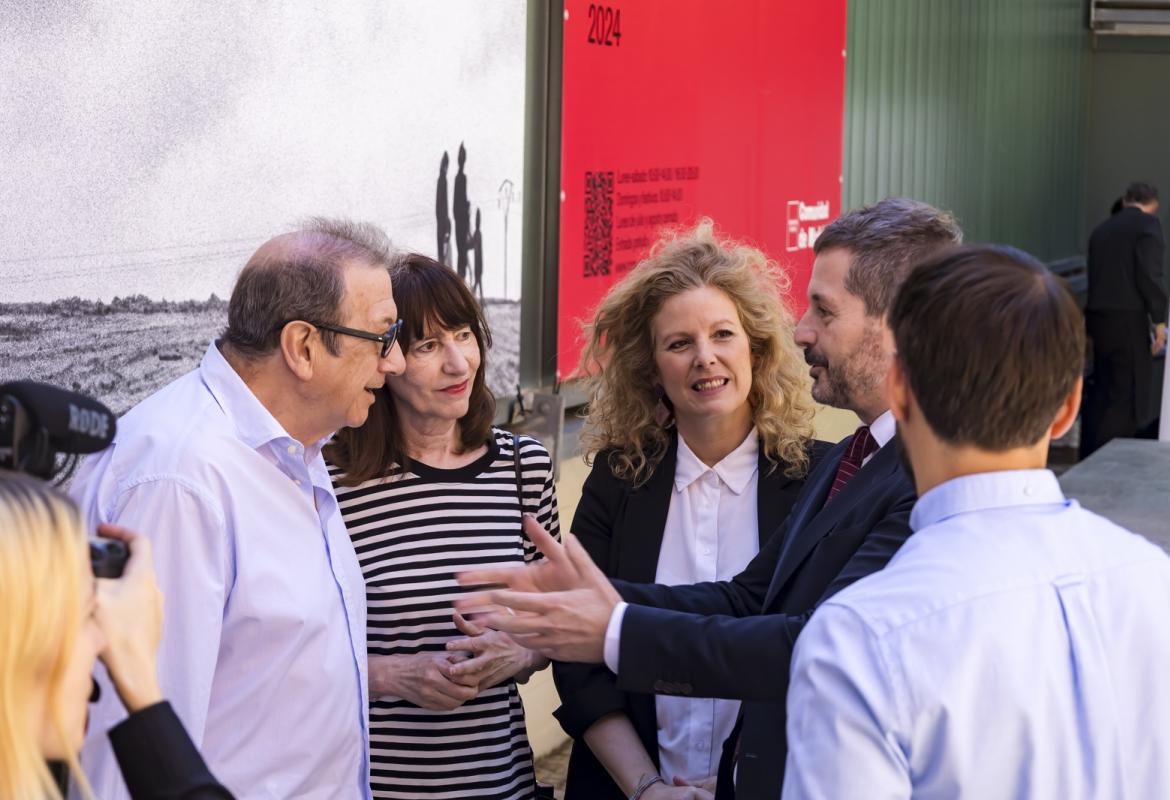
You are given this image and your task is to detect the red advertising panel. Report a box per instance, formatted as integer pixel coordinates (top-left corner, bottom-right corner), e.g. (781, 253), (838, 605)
(557, 0), (847, 376)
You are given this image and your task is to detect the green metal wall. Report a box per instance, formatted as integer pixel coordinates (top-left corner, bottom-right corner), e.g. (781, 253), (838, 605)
(1083, 38), (1170, 243)
(843, 0), (1091, 261)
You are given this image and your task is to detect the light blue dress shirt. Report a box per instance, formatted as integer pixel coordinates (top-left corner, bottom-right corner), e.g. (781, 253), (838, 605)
(785, 469), (1170, 800)
(72, 342), (370, 800)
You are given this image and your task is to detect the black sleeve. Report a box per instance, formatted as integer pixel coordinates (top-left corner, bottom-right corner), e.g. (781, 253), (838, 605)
(553, 455), (631, 738)
(568, 453), (624, 571)
(1135, 225), (1168, 324)
(614, 505), (786, 617)
(615, 492), (915, 702)
(109, 701), (234, 800)
(612, 440), (832, 617)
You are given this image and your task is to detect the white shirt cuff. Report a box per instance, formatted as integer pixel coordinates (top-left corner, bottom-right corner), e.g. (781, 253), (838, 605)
(603, 601), (628, 674)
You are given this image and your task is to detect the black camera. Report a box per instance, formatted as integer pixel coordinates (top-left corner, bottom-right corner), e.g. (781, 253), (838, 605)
(90, 539), (130, 578)
(1, 381), (122, 577)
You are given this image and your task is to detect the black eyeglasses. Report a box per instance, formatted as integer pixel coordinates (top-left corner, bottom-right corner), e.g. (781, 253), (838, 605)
(286, 319), (404, 358)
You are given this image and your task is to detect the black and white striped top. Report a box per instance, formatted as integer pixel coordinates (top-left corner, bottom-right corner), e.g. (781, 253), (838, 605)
(332, 429), (561, 800)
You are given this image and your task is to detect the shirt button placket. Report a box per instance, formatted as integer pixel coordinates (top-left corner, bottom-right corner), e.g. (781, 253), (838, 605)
(701, 476), (717, 578)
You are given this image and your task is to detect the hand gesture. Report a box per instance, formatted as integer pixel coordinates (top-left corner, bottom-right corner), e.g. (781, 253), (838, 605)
(639, 777), (715, 800)
(457, 516), (588, 596)
(443, 611), (547, 689)
(93, 524), (165, 713)
(670, 775), (717, 794)
(646, 785), (715, 800)
(369, 651), (479, 711)
(455, 516), (622, 663)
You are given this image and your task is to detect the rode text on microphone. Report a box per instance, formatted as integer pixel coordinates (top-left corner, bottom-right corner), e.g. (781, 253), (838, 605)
(0, 380), (117, 483)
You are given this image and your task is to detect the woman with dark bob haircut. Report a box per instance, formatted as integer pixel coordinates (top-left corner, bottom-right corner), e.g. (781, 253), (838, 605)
(326, 253), (560, 800)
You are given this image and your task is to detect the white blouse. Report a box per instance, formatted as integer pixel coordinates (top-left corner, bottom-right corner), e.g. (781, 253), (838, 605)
(654, 428), (761, 783)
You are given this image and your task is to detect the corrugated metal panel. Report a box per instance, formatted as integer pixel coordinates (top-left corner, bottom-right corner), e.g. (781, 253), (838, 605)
(843, 0), (1090, 261)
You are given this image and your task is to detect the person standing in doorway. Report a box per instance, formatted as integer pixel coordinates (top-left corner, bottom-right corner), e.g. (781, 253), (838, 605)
(1081, 181), (1168, 457)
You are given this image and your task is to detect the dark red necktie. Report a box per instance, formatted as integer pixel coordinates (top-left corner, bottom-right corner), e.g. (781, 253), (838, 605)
(825, 425), (878, 504)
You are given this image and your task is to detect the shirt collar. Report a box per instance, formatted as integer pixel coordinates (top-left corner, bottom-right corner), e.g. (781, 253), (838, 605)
(868, 409), (896, 449)
(910, 469), (1068, 532)
(199, 341), (327, 460)
(674, 427), (759, 495)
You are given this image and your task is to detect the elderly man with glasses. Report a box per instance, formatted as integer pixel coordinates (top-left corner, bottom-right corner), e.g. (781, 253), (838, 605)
(70, 218), (405, 800)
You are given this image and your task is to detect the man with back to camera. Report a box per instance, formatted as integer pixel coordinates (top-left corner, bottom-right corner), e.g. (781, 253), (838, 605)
(783, 244), (1170, 799)
(1081, 181), (1168, 456)
(70, 219), (406, 799)
(456, 198), (961, 799)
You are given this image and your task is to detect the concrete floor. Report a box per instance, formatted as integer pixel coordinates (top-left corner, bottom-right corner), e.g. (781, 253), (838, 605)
(1059, 438), (1170, 547)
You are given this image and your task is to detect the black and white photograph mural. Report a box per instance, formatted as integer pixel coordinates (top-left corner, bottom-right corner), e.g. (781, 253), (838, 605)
(0, 1), (527, 412)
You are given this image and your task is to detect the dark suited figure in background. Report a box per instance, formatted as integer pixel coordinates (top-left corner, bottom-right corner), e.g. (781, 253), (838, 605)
(1081, 181), (1168, 458)
(454, 143), (471, 282)
(460, 198), (963, 800)
(436, 152), (451, 267)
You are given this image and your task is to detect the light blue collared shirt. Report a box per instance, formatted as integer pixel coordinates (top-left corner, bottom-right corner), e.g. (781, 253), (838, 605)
(785, 469), (1170, 800)
(72, 342), (370, 800)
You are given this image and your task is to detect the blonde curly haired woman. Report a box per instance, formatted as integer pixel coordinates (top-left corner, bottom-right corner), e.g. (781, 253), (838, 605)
(552, 220), (826, 800)
(0, 472), (229, 799)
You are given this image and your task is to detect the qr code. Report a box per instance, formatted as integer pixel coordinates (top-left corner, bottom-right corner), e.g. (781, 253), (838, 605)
(584, 170), (614, 278)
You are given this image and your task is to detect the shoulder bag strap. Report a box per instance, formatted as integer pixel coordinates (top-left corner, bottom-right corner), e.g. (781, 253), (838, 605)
(513, 433), (525, 517)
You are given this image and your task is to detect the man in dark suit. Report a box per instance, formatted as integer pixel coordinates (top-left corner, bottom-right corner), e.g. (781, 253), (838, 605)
(1081, 181), (1168, 457)
(459, 198), (961, 800)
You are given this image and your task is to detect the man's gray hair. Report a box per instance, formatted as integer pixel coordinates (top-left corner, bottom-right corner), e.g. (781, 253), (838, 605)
(814, 198), (963, 318)
(222, 218), (395, 359)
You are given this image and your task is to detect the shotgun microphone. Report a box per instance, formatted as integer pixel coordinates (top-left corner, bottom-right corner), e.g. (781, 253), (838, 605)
(0, 381), (116, 481)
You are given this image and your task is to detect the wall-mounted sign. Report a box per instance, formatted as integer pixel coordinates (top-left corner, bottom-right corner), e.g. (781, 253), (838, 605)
(557, 0), (847, 377)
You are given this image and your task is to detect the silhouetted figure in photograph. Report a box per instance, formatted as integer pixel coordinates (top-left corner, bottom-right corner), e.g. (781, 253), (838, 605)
(1081, 181), (1168, 458)
(471, 208), (484, 301)
(436, 151), (452, 267)
(454, 143), (471, 282)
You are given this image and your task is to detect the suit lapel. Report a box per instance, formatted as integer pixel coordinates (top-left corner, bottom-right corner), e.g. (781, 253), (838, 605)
(756, 446), (799, 550)
(763, 439), (898, 609)
(614, 434), (678, 582)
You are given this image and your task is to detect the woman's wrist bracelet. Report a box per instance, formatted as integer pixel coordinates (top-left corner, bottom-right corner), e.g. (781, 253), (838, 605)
(629, 774), (665, 800)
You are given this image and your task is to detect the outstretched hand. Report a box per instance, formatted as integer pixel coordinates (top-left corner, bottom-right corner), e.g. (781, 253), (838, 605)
(458, 516), (587, 595)
(455, 516), (622, 664)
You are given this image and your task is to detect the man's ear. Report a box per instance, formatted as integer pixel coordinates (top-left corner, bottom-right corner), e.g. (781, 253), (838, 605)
(1049, 376), (1083, 441)
(280, 322), (317, 382)
(885, 356), (912, 426)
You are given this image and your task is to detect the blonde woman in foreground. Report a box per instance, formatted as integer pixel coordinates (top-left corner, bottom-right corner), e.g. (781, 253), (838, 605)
(0, 471), (230, 799)
(553, 220), (825, 800)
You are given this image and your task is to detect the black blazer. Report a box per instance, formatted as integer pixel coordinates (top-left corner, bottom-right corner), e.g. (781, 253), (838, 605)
(609, 433), (915, 799)
(109, 701), (234, 799)
(553, 433), (824, 800)
(1086, 206), (1168, 322)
